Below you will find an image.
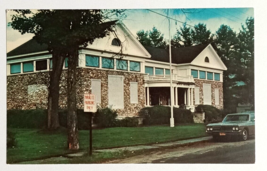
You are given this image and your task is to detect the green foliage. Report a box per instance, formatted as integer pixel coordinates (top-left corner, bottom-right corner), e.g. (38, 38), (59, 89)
(195, 105), (223, 123)
(116, 117), (139, 127)
(7, 129), (16, 148)
(7, 109), (47, 129)
(172, 23), (193, 47)
(137, 27), (167, 48)
(93, 108), (118, 128)
(191, 23), (212, 45)
(139, 106), (193, 125)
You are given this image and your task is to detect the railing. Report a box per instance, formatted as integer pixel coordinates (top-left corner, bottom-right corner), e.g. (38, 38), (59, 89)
(144, 74), (194, 82)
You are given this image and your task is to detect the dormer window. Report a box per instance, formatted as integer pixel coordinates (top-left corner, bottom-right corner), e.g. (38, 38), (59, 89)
(205, 57), (209, 63)
(112, 38), (121, 46)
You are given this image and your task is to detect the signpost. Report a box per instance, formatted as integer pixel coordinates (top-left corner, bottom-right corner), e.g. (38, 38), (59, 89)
(84, 93), (97, 156)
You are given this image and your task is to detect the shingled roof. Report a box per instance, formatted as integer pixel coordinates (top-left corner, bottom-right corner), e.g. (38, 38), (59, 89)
(7, 39), (48, 57)
(144, 43), (209, 64)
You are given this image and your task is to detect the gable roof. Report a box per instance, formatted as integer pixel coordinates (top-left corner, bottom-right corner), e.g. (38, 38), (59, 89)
(144, 43), (209, 64)
(7, 39), (48, 57)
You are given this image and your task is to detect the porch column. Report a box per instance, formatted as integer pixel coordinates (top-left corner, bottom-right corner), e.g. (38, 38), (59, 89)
(190, 88), (194, 106)
(184, 90), (187, 105)
(187, 88), (190, 106)
(146, 87), (150, 106)
(175, 87), (178, 106)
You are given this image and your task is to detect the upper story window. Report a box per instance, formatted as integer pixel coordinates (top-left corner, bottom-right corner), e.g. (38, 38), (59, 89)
(102, 57), (114, 69)
(116, 59), (128, 70)
(165, 69), (170, 75)
(145, 66), (153, 75)
(214, 73), (220, 81)
(86, 55), (99, 67)
(130, 61), (140, 72)
(191, 69), (198, 78)
(36, 60), (47, 71)
(65, 58), (68, 68)
(207, 72), (213, 80)
(10, 63), (21, 74)
(205, 57), (209, 63)
(155, 68), (164, 75)
(199, 71), (206, 79)
(23, 61), (34, 73)
(112, 38), (121, 46)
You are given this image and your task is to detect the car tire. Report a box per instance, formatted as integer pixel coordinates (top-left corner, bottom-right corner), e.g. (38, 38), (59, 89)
(240, 129), (248, 141)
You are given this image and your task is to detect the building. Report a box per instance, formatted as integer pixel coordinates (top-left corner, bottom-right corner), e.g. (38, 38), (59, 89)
(7, 22), (227, 118)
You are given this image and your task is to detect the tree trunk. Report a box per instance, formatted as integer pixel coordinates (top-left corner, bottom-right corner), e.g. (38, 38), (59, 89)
(67, 48), (79, 150)
(47, 52), (65, 130)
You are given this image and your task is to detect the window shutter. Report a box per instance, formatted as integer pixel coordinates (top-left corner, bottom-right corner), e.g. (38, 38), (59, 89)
(91, 79), (101, 104)
(195, 87), (200, 104)
(130, 82), (138, 104)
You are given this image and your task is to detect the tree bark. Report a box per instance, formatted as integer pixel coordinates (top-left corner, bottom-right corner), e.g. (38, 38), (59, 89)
(47, 52), (65, 129)
(67, 47), (79, 150)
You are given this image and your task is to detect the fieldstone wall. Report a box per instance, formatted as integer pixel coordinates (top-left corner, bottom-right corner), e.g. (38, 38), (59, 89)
(194, 79), (223, 109)
(7, 68), (146, 117)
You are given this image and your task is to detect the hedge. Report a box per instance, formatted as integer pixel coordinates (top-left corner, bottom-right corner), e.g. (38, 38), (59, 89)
(195, 105), (223, 123)
(139, 106), (193, 125)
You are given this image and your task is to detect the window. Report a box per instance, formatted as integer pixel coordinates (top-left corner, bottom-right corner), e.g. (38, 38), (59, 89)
(116, 59), (128, 70)
(205, 57), (209, 63)
(203, 83), (211, 105)
(214, 73), (220, 81)
(65, 58), (68, 68)
(145, 66), (153, 75)
(130, 61), (140, 72)
(199, 71), (206, 79)
(165, 69), (170, 75)
(86, 55), (99, 67)
(194, 87), (200, 104)
(91, 79), (101, 104)
(207, 72), (213, 80)
(10, 63), (21, 74)
(130, 82), (138, 103)
(36, 60), (47, 71)
(50, 59), (53, 69)
(102, 57), (114, 69)
(112, 38), (121, 46)
(215, 88), (219, 105)
(191, 70), (198, 78)
(108, 75), (124, 109)
(23, 61), (33, 73)
(155, 68), (164, 75)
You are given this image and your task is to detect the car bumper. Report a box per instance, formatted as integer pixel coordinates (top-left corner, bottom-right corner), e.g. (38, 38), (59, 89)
(206, 131), (242, 137)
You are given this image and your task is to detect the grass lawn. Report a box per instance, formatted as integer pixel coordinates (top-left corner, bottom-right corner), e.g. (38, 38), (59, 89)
(7, 124), (206, 163)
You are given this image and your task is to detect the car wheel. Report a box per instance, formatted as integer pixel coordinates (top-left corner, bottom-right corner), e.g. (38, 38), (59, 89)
(240, 129), (248, 141)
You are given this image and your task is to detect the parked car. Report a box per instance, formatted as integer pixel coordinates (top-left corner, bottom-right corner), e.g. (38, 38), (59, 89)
(206, 112), (255, 141)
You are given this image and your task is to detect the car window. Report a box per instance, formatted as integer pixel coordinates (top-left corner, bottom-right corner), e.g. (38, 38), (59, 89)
(223, 114), (249, 122)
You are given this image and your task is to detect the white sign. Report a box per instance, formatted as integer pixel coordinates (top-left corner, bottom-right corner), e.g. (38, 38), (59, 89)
(84, 94), (97, 112)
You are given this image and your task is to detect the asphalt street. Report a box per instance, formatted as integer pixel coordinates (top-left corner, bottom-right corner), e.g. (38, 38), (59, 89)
(106, 139), (255, 164)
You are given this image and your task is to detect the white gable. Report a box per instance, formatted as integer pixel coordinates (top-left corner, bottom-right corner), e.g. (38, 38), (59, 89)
(86, 22), (151, 58)
(191, 44), (227, 70)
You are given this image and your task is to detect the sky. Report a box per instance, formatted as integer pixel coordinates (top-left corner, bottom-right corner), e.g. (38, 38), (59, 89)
(6, 8), (254, 53)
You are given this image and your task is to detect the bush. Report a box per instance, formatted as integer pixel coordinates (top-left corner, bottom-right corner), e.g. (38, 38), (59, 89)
(7, 109), (47, 129)
(93, 108), (118, 128)
(7, 130), (16, 148)
(195, 105), (223, 123)
(116, 117), (139, 127)
(139, 106), (193, 125)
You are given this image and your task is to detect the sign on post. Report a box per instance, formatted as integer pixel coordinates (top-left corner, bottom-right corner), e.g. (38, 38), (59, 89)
(84, 94), (97, 113)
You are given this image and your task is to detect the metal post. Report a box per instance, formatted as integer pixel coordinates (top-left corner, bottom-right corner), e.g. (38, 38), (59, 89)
(89, 112), (92, 156)
(168, 10), (174, 127)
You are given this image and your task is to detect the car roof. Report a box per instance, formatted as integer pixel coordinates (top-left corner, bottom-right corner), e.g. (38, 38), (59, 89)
(226, 112), (254, 116)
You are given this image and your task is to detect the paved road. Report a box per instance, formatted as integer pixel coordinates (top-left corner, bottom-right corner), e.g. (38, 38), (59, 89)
(106, 139), (255, 164)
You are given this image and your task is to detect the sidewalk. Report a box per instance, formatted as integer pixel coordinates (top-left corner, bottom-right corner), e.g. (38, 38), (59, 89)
(66, 136), (212, 157)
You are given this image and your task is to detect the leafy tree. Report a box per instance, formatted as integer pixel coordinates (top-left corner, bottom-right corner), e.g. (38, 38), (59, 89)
(136, 27), (166, 48)
(172, 23), (193, 48)
(11, 10), (122, 150)
(191, 23), (212, 45)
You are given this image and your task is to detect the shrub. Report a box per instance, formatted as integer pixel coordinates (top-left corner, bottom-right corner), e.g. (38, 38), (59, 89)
(7, 130), (16, 148)
(7, 109), (47, 129)
(93, 108), (118, 128)
(116, 117), (139, 127)
(139, 106), (193, 125)
(195, 105), (223, 123)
